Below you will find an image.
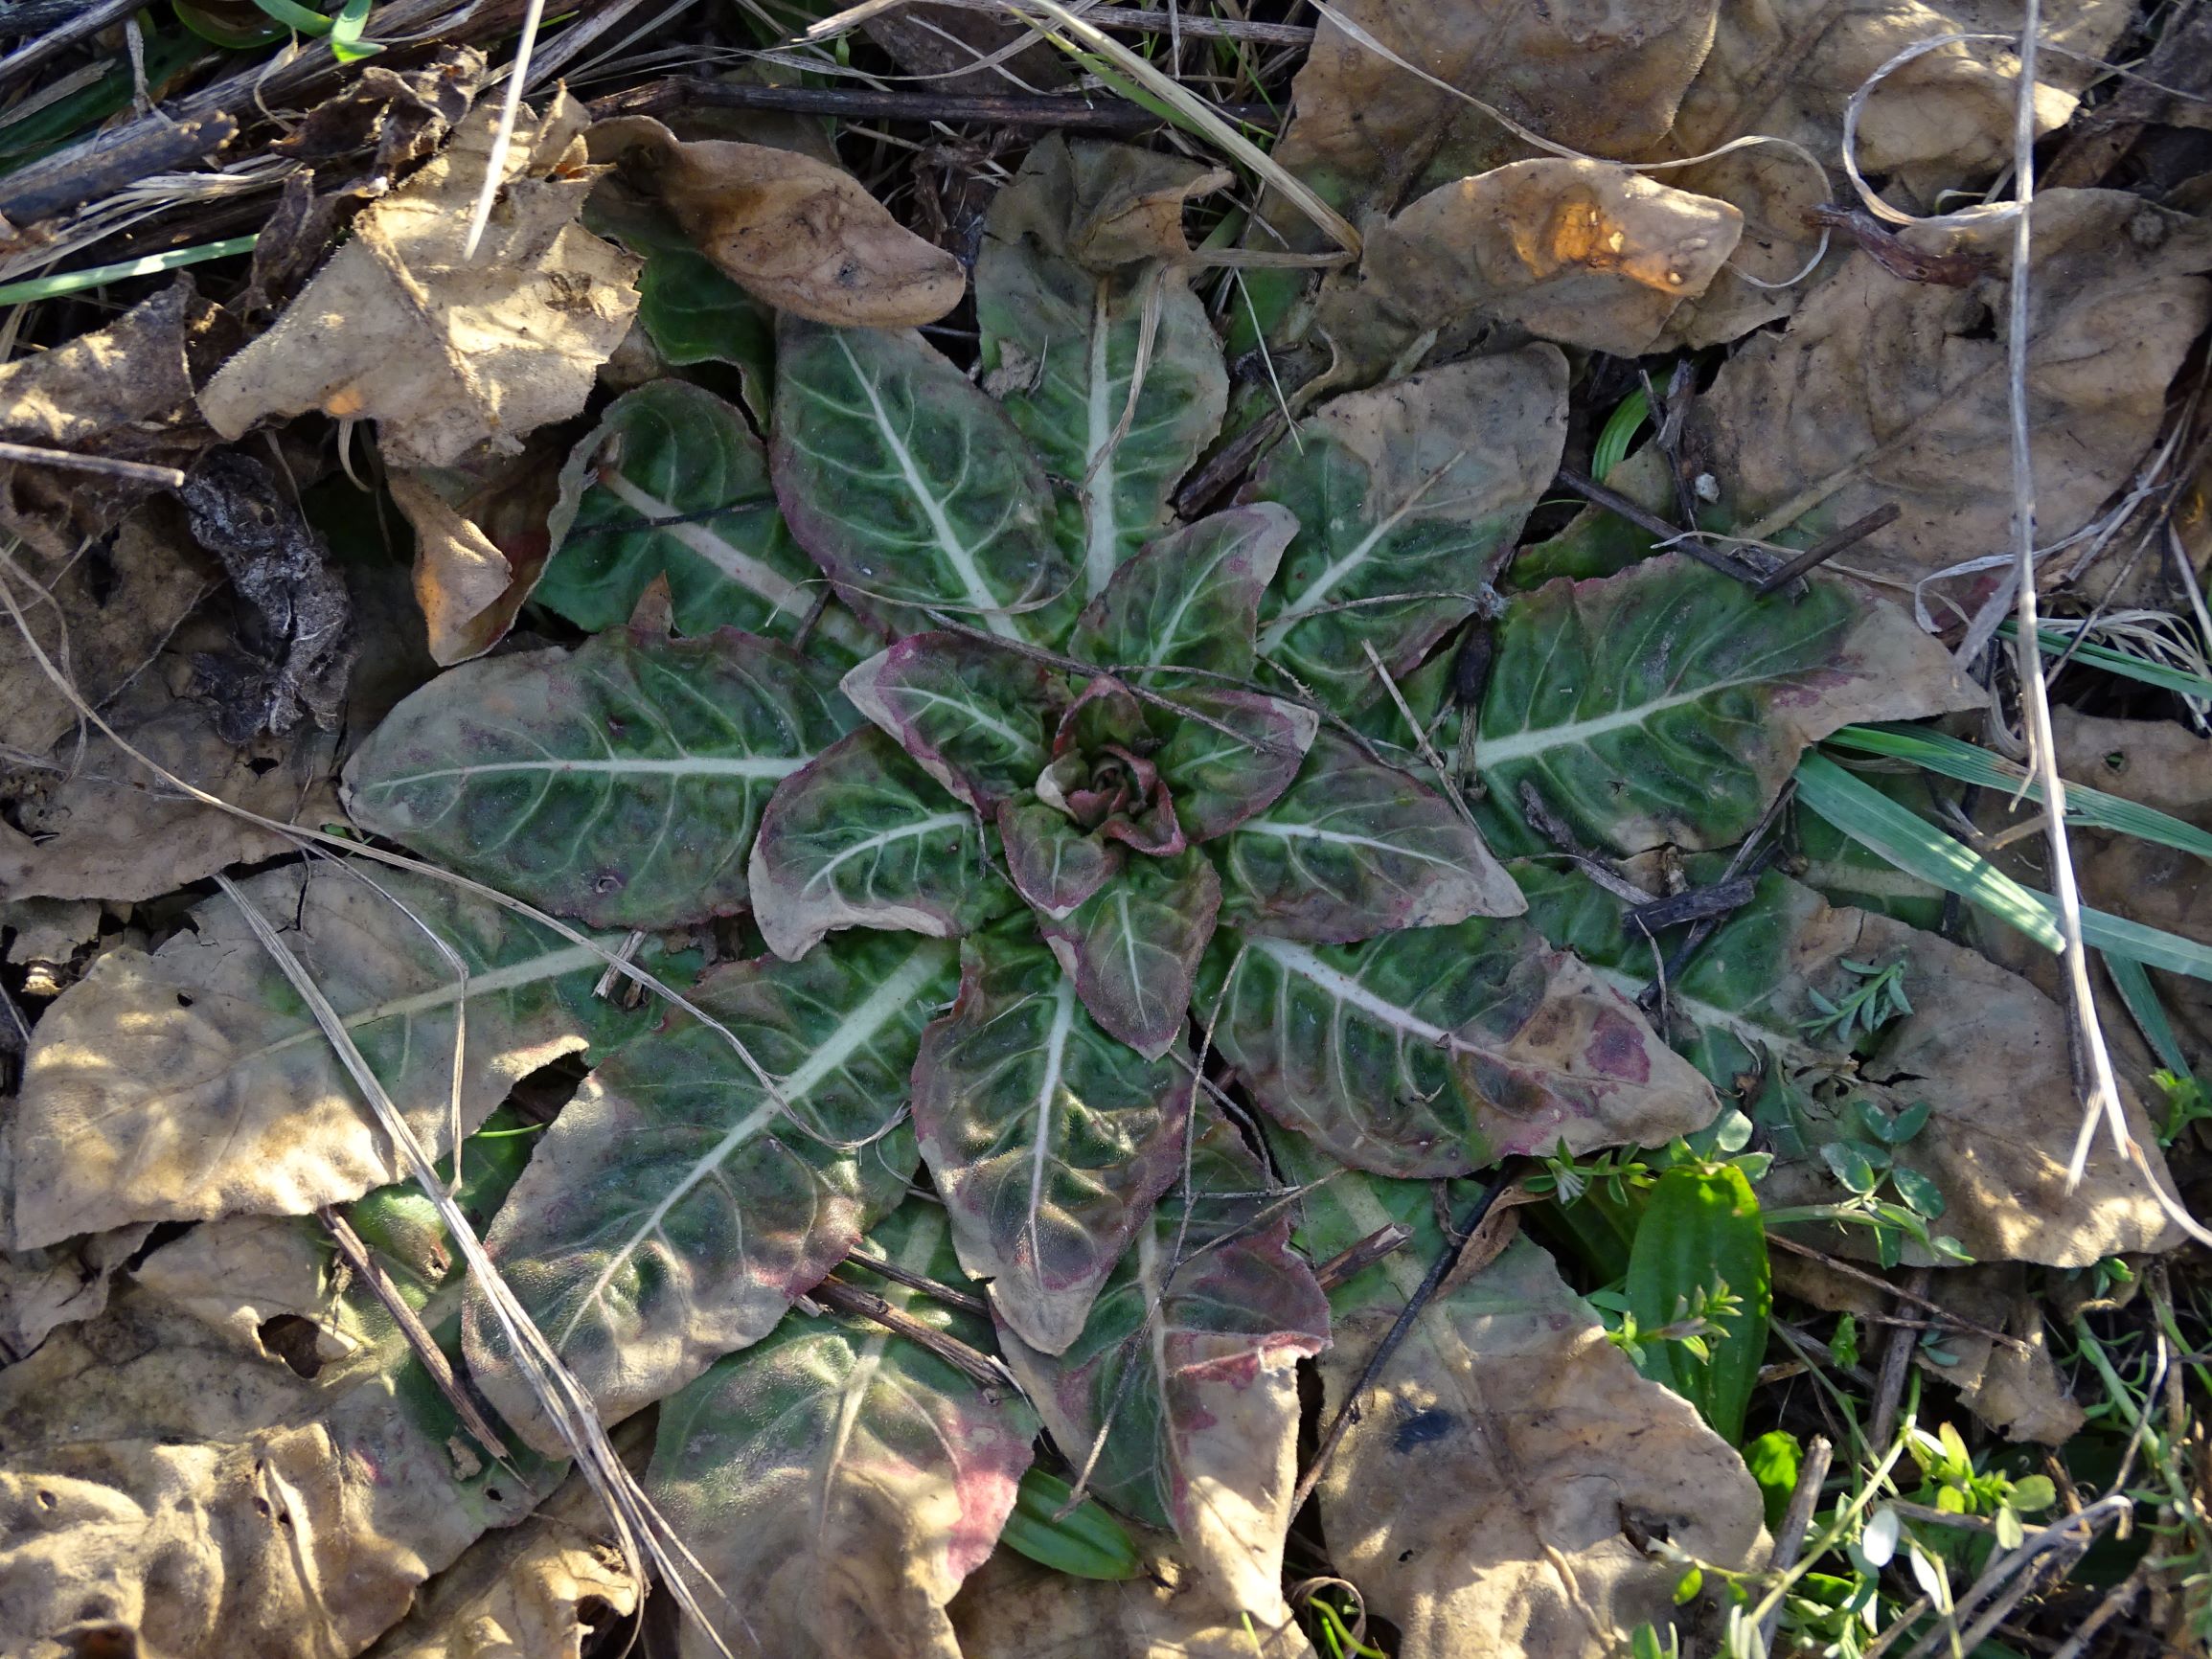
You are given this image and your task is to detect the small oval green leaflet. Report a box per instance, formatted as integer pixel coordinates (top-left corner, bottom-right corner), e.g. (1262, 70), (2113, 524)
(998, 1468), (1142, 1580)
(1623, 1162), (1770, 1445)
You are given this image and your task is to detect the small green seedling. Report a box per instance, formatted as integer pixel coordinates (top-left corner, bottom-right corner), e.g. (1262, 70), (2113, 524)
(1801, 958), (1913, 1046)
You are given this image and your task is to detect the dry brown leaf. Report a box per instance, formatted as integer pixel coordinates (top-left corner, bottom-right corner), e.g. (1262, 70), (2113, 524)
(389, 439), (563, 665)
(0, 1217), (547, 1659)
(1347, 159), (1744, 358)
(0, 1223), (150, 1365)
(1314, 1223), (1765, 1657)
(589, 115), (963, 328)
(0, 284), (239, 559)
(9, 862), (606, 1248)
(1636, 0), (2133, 345)
(1693, 191), (2212, 599)
(363, 1461), (639, 1659)
(950, 1548), (1316, 1659)
(201, 94), (640, 469)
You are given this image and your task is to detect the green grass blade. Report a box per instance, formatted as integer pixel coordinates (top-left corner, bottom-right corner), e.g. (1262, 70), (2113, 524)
(1794, 752), (2212, 982)
(998, 1468), (1141, 1580)
(249, 0), (333, 34)
(1591, 385), (1650, 484)
(2106, 951), (2194, 1082)
(0, 236), (259, 307)
(1826, 723), (2212, 862)
(2001, 620), (2212, 701)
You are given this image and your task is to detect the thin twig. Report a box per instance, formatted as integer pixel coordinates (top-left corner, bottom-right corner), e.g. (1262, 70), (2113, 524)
(1288, 1163), (1520, 1517)
(0, 443), (187, 488)
(811, 1276), (1015, 1393)
(841, 1241), (989, 1315)
(589, 74), (1277, 129)
(1552, 466), (1762, 585)
(1517, 781), (1652, 906)
(1870, 1266), (1931, 1449)
(1753, 504), (1904, 597)
(2046, 1557), (2150, 1659)
(1756, 1434), (1834, 1656)
(320, 1207), (513, 1460)
(1767, 1234), (2033, 1354)
(0, 0), (136, 95)
(1311, 1222), (1413, 1293)
(1638, 782), (1795, 1015)
(1623, 877), (1757, 936)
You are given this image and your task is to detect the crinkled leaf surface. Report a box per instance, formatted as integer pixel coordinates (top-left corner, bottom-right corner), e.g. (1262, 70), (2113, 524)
(1517, 863), (2183, 1266)
(976, 136), (1230, 598)
(536, 379), (869, 654)
(997, 1111), (1329, 1631)
(842, 631), (1054, 811)
(1205, 918), (1718, 1178)
(1249, 349), (1567, 715)
(1071, 505), (1297, 679)
(0, 1130), (553, 1659)
(1216, 731), (1523, 941)
(11, 862), (619, 1249)
(1150, 688), (1319, 843)
(912, 925), (1193, 1353)
(773, 319), (1077, 644)
(1472, 555), (1976, 856)
(1040, 848), (1222, 1058)
(464, 932), (957, 1452)
(1000, 795), (1123, 920)
(344, 625), (855, 930)
(952, 1548), (1316, 1658)
(750, 726), (1018, 961)
(1291, 1162), (1765, 1659)
(647, 1202), (1038, 1659)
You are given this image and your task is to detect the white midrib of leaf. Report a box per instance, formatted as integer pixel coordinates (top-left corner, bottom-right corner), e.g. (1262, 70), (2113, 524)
(598, 472), (810, 617)
(836, 333), (1022, 641)
(1244, 935), (1459, 1048)
(1083, 281), (1121, 602)
(1255, 459), (1452, 655)
(559, 939), (953, 1347)
(360, 756), (810, 789)
(1473, 670), (1785, 769)
(1237, 817), (1457, 870)
(1018, 975), (1080, 1292)
(895, 683), (1038, 765)
(808, 811), (975, 896)
(818, 1208), (946, 1535)
(254, 942), (606, 1065)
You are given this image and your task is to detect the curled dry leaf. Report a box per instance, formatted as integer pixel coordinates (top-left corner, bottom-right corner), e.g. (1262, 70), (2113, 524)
(1353, 160), (1744, 358)
(1294, 1167), (1766, 1659)
(1693, 191), (2212, 597)
(912, 925), (1193, 1353)
(997, 1112), (1330, 1636)
(1521, 864), (2183, 1266)
(0, 1223), (151, 1365)
(388, 433), (565, 667)
(1247, 348), (1568, 716)
(950, 1548), (1317, 1659)
(1472, 555), (1979, 856)
(589, 115), (963, 328)
(976, 136), (1231, 597)
(200, 94), (640, 468)
(0, 282), (238, 558)
(1207, 918), (1717, 1177)
(9, 861), (620, 1248)
(645, 1204), (1038, 1659)
(344, 625), (856, 930)
(464, 933), (954, 1453)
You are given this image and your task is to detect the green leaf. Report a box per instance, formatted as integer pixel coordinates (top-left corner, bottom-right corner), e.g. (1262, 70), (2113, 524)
(2005, 619), (2212, 702)
(975, 137), (1230, 598)
(645, 1202), (1038, 1655)
(750, 727), (1019, 961)
(1205, 920), (1718, 1178)
(997, 1109), (1330, 1616)
(537, 380), (869, 653)
(1070, 505), (1298, 677)
(1888, 1166), (1946, 1217)
(842, 631), (1054, 811)
(773, 319), (1078, 645)
(1215, 730), (1525, 941)
(1744, 1430), (1803, 1533)
(1820, 1141), (1880, 1194)
(1474, 557), (1976, 856)
(1795, 751), (2212, 981)
(343, 625), (855, 930)
(1251, 348), (1568, 715)
(1625, 1163), (1770, 1443)
(1151, 686), (1319, 842)
(912, 924), (1194, 1352)
(1825, 722), (2212, 863)
(11, 861), (623, 1248)
(636, 244), (775, 398)
(463, 933), (958, 1450)
(327, 0), (378, 58)
(999, 1468), (1142, 1580)
(999, 794), (1122, 918)
(1038, 846), (1221, 1057)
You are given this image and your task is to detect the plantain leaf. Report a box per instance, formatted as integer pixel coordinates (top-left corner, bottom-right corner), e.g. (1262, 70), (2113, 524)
(537, 380), (871, 655)
(999, 794), (1121, 919)
(345, 625), (856, 930)
(975, 136), (1229, 598)
(772, 319), (1079, 645)
(463, 933), (959, 1452)
(1070, 505), (1298, 677)
(1472, 555), (1976, 856)
(646, 1201), (1038, 1659)
(1039, 847), (1221, 1058)
(842, 631), (1054, 811)
(1250, 348), (1568, 715)
(1624, 1163), (1770, 1444)
(996, 1108), (1330, 1628)
(11, 862), (626, 1248)
(635, 244), (775, 399)
(1215, 731), (1525, 941)
(749, 727), (1019, 961)
(1151, 686), (1319, 842)
(912, 924), (1194, 1354)
(1204, 920), (1718, 1178)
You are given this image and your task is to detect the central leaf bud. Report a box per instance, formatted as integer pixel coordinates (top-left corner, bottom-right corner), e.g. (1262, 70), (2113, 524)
(1036, 676), (1185, 857)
